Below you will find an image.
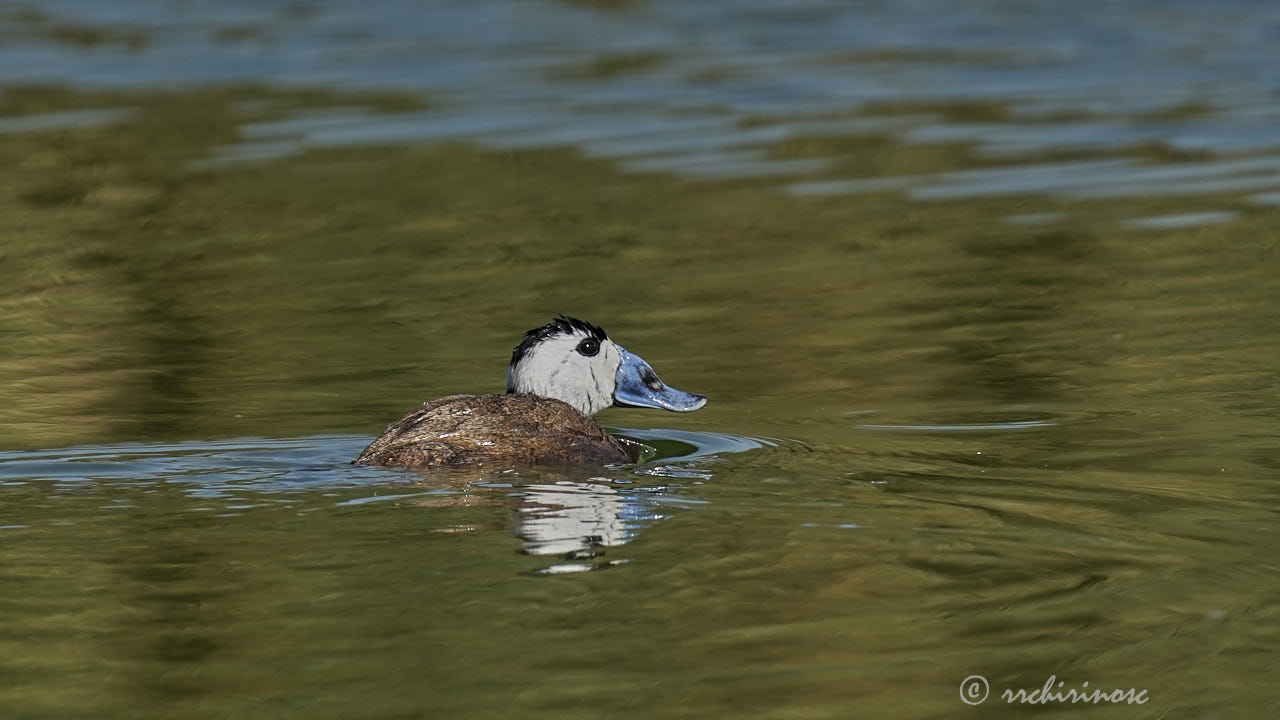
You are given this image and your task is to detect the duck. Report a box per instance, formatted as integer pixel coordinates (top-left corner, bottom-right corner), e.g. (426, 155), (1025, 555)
(354, 316), (707, 468)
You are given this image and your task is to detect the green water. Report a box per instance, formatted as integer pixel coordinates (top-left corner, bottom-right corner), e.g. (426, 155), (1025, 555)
(3, 86), (1279, 719)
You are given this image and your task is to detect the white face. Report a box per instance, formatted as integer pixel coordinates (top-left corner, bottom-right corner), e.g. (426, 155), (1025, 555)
(507, 327), (622, 417)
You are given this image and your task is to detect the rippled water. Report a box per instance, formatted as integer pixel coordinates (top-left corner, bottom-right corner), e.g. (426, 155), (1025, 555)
(4, 0), (1280, 718)
(6, 0), (1280, 212)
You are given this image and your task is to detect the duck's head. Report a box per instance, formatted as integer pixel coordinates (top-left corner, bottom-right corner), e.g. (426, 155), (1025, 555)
(507, 316), (708, 417)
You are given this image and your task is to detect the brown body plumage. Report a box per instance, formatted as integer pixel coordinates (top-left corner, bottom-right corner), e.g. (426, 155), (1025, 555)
(354, 393), (631, 468)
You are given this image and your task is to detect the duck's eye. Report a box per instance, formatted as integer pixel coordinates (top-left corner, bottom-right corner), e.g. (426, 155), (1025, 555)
(576, 338), (600, 357)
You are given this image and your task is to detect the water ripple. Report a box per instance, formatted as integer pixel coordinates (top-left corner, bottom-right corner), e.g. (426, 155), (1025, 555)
(5, 0), (1278, 203)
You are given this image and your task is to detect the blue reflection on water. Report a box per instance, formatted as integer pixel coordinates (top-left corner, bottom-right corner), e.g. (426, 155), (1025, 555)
(4, 0), (1280, 201)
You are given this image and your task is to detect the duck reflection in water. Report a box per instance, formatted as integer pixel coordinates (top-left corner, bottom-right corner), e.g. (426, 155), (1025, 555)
(356, 316), (707, 468)
(408, 470), (696, 570)
(515, 479), (647, 558)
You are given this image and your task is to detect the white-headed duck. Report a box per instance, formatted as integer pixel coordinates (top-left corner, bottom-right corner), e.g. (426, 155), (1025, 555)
(355, 316), (706, 467)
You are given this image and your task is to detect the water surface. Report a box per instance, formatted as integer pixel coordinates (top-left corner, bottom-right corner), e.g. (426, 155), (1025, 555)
(3, 1), (1280, 718)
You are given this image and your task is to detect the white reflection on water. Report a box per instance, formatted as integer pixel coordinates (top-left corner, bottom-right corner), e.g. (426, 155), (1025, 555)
(511, 430), (769, 567)
(1122, 211), (1239, 230)
(512, 479), (718, 572)
(788, 154), (1280, 201)
(514, 480), (647, 557)
(858, 420), (1057, 432)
